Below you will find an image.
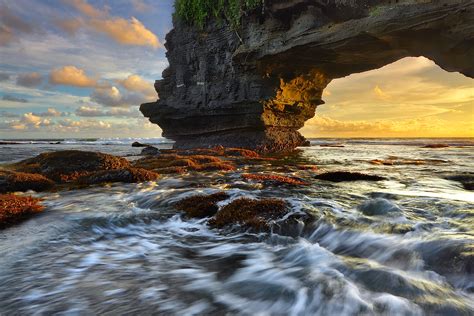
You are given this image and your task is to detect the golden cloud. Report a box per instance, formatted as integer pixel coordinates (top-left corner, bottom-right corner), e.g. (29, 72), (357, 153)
(66, 0), (105, 18)
(118, 74), (156, 97)
(89, 17), (160, 48)
(65, 0), (160, 48)
(49, 66), (97, 87)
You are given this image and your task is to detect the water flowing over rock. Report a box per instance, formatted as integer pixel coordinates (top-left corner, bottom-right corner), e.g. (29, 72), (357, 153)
(141, 0), (474, 152)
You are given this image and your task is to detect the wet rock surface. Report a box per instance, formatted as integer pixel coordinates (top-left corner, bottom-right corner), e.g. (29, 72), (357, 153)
(175, 192), (229, 218)
(141, 0), (474, 152)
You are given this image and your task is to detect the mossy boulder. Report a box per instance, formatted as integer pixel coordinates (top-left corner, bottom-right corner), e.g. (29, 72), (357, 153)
(315, 171), (386, 182)
(209, 197), (289, 231)
(13, 150), (131, 183)
(133, 154), (235, 173)
(0, 194), (44, 229)
(175, 192), (229, 218)
(0, 170), (55, 193)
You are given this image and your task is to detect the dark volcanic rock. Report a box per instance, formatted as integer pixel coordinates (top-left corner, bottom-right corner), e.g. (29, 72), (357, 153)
(132, 141), (148, 147)
(315, 171), (386, 182)
(141, 0), (474, 152)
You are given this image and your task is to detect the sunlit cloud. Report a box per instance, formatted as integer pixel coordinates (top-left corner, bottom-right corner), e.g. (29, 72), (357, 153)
(89, 17), (160, 48)
(118, 74), (156, 97)
(75, 105), (138, 117)
(65, 0), (161, 48)
(49, 65), (97, 87)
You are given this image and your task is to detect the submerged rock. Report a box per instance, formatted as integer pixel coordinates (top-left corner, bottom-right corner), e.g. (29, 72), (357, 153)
(13, 150), (130, 183)
(175, 192), (229, 218)
(209, 198), (288, 231)
(0, 194), (44, 229)
(315, 171), (386, 182)
(358, 198), (401, 216)
(0, 170), (55, 193)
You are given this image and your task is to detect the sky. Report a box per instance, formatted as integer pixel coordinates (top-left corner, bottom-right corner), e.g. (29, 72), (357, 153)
(0, 0), (472, 140)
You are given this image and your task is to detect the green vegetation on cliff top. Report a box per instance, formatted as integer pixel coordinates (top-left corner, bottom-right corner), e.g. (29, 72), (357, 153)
(174, 0), (262, 28)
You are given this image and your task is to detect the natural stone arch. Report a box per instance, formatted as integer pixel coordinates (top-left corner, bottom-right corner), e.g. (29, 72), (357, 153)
(141, 0), (474, 152)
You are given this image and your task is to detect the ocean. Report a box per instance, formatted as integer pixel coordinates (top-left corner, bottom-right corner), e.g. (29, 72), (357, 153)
(0, 138), (473, 315)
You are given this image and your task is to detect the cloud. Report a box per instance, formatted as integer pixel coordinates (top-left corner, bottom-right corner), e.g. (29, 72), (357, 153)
(65, 0), (160, 48)
(118, 74), (156, 97)
(54, 18), (83, 35)
(2, 94), (28, 103)
(75, 105), (138, 117)
(16, 72), (43, 87)
(66, 0), (106, 18)
(0, 72), (10, 81)
(90, 85), (152, 107)
(49, 65), (97, 87)
(34, 108), (67, 117)
(131, 0), (152, 13)
(89, 17), (160, 48)
(373, 85), (390, 100)
(301, 115), (474, 137)
(0, 5), (35, 45)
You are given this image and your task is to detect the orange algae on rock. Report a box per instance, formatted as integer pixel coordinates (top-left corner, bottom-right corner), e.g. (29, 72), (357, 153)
(209, 197), (288, 230)
(0, 194), (44, 228)
(175, 192), (229, 218)
(242, 173), (308, 186)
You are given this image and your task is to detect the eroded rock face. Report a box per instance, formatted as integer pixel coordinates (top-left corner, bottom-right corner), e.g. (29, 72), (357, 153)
(141, 0), (474, 152)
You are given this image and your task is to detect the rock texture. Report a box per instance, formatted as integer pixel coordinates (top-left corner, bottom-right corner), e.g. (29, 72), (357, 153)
(141, 0), (474, 152)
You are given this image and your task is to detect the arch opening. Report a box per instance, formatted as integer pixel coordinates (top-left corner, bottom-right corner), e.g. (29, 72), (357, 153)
(299, 56), (474, 139)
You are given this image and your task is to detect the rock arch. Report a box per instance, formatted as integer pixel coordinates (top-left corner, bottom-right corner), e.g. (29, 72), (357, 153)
(141, 0), (474, 152)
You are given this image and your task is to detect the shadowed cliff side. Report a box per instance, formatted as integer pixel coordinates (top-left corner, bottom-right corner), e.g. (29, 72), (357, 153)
(141, 0), (474, 153)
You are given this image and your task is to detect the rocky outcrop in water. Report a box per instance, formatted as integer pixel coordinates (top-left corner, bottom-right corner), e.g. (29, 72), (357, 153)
(141, 0), (474, 152)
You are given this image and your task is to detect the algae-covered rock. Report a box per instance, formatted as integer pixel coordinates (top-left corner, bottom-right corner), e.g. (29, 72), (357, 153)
(209, 197), (288, 230)
(13, 150), (130, 182)
(0, 170), (55, 193)
(0, 194), (44, 229)
(175, 192), (229, 218)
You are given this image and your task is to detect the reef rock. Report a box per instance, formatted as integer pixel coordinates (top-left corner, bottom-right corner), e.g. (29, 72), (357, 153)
(141, 0), (474, 152)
